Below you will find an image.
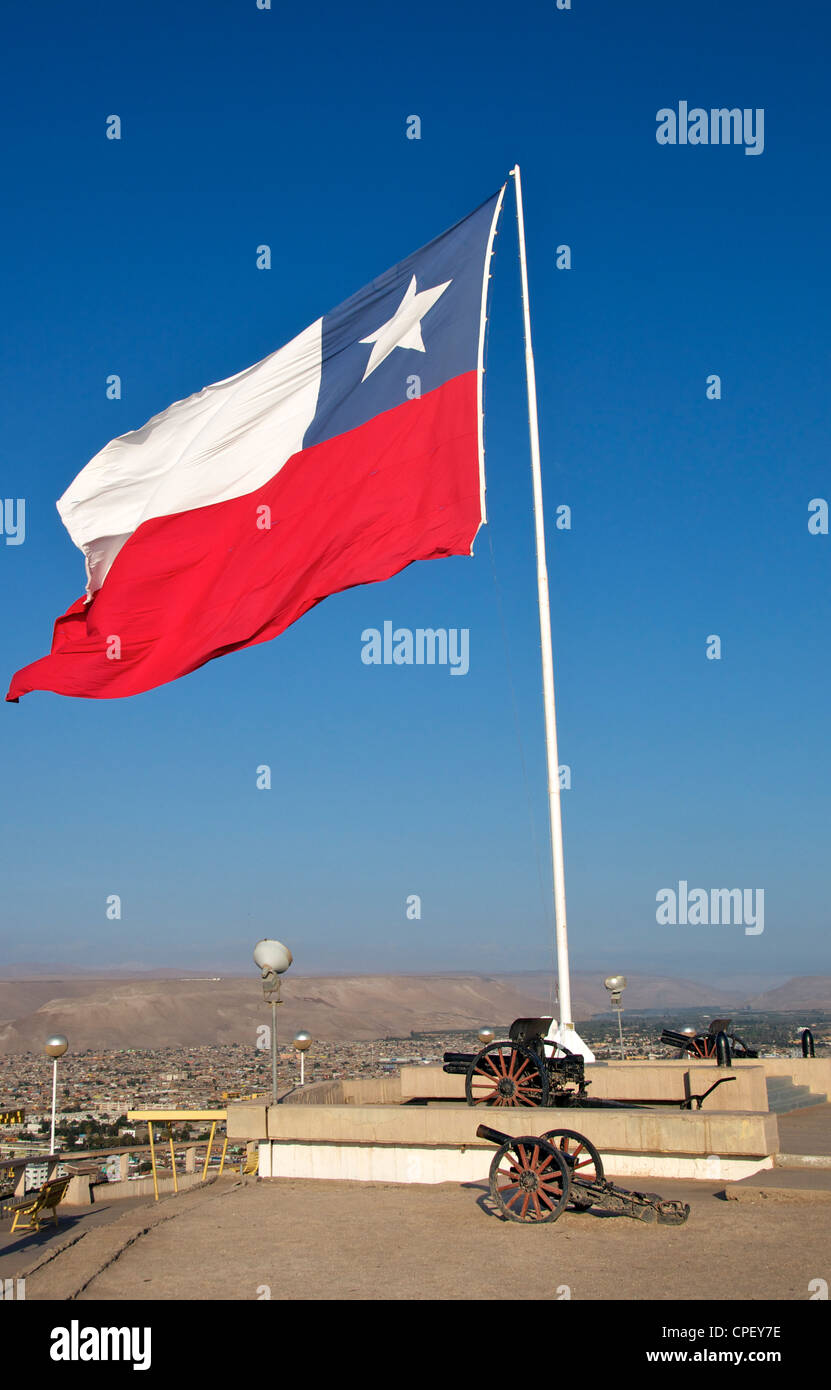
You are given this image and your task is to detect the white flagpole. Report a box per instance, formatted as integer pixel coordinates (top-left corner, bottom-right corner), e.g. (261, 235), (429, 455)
(510, 165), (589, 1056)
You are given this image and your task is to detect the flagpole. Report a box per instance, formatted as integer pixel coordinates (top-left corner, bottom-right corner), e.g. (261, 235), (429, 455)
(510, 164), (579, 1043)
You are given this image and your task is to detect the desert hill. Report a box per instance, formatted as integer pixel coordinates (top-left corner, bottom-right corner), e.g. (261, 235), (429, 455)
(0, 969), (802, 1052)
(745, 976), (831, 1014)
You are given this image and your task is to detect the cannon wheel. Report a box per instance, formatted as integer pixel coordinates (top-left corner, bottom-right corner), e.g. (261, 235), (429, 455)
(541, 1128), (604, 1211)
(465, 1041), (549, 1108)
(488, 1135), (570, 1223)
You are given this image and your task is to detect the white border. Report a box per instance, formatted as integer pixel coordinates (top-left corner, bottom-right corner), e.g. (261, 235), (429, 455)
(259, 1141), (775, 1186)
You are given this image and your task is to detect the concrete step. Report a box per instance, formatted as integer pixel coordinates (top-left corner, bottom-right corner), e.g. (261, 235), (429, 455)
(725, 1164), (831, 1203)
(774, 1152), (831, 1170)
(766, 1076), (827, 1114)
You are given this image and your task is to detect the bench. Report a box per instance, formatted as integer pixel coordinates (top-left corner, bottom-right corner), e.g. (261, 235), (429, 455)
(8, 1176), (71, 1234)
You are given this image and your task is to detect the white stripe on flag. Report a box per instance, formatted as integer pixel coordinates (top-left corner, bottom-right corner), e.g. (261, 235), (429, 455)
(58, 318), (323, 594)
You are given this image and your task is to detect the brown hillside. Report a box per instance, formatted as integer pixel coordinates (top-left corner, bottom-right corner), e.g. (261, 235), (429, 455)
(0, 970), (743, 1051)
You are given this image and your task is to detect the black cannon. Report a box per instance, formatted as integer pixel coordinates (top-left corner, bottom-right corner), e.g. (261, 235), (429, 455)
(443, 1017), (589, 1107)
(660, 1018), (758, 1060)
(445, 1016), (738, 1109)
(476, 1123), (690, 1225)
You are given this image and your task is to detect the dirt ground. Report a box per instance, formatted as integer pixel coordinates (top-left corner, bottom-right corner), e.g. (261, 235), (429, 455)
(17, 1173), (830, 1301)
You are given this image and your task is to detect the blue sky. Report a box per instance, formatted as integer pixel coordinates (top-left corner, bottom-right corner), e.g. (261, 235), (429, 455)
(1, 0), (828, 988)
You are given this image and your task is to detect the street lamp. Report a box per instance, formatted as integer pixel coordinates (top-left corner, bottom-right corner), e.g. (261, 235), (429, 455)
(604, 977), (627, 1061)
(293, 1032), (311, 1086)
(477, 1027), (496, 1047)
(44, 1034), (68, 1155)
(253, 939), (293, 1106)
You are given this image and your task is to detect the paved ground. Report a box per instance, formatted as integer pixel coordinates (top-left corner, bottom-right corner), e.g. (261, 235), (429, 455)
(730, 1166), (831, 1193)
(777, 1103), (831, 1155)
(0, 1193), (155, 1282)
(9, 1171), (829, 1302)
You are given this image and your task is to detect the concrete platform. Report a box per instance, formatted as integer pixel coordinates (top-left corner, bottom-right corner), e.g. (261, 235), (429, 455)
(227, 1100), (780, 1184)
(400, 1057), (830, 1110)
(226, 1058), (830, 1187)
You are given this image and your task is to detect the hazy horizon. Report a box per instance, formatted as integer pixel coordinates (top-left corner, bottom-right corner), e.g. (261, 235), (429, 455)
(0, 961), (808, 995)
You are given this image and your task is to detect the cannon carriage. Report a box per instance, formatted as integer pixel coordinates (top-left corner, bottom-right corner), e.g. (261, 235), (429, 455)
(443, 1017), (590, 1107)
(476, 1122), (690, 1225)
(660, 1017), (758, 1060)
(445, 1015), (737, 1110)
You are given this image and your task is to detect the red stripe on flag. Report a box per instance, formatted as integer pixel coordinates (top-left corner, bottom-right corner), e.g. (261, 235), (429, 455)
(7, 372), (481, 701)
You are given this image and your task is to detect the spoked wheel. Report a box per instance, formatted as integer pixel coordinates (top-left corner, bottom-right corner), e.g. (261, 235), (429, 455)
(541, 1128), (604, 1211)
(465, 1041), (549, 1108)
(488, 1136), (570, 1223)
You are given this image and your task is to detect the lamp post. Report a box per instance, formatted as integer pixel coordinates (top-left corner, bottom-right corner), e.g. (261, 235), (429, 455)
(293, 1032), (311, 1086)
(604, 977), (627, 1061)
(477, 1027), (496, 1047)
(44, 1035), (68, 1155)
(253, 940), (293, 1106)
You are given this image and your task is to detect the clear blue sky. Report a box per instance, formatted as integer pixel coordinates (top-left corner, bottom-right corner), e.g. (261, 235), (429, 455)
(1, 0), (828, 987)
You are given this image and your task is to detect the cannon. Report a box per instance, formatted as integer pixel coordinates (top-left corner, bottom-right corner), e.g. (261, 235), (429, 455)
(445, 1016), (738, 1109)
(660, 1018), (758, 1060)
(443, 1017), (589, 1107)
(476, 1123), (690, 1226)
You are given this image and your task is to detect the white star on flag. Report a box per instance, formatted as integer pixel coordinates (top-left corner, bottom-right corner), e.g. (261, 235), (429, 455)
(360, 274), (452, 381)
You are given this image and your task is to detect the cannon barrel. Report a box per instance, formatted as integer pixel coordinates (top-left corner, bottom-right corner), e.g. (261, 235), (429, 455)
(442, 1051), (476, 1076)
(660, 1028), (695, 1050)
(475, 1123), (513, 1147)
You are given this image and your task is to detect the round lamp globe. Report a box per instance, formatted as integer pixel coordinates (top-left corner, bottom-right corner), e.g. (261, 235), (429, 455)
(253, 939), (293, 975)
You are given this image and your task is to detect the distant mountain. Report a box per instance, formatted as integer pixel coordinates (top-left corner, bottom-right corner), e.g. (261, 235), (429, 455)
(744, 977), (831, 1013)
(0, 968), (800, 1052)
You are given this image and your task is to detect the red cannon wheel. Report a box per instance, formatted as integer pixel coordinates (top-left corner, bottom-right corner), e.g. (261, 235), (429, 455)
(488, 1135), (571, 1223)
(541, 1128), (604, 1211)
(465, 1041), (549, 1107)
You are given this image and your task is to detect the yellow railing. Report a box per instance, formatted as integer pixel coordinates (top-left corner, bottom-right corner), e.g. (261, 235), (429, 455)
(127, 1110), (228, 1201)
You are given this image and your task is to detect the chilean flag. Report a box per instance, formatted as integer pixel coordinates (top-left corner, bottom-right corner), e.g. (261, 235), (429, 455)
(7, 187), (505, 702)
